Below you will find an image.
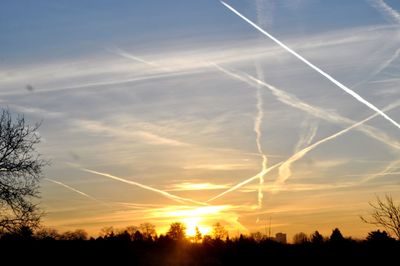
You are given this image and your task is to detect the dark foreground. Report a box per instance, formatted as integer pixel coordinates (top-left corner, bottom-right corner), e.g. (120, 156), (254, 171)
(1, 239), (399, 265)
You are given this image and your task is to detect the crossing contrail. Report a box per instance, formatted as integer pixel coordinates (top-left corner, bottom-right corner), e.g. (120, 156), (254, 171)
(274, 101), (400, 189)
(206, 162), (283, 203)
(220, 1), (400, 130)
(211, 63), (400, 150)
(82, 168), (207, 206)
(207, 101), (399, 201)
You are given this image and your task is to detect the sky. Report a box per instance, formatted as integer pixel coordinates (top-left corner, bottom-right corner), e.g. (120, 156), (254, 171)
(1, 0), (400, 239)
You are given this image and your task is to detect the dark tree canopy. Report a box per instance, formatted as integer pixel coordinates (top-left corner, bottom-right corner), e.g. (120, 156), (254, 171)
(310, 230), (324, 244)
(0, 109), (46, 234)
(167, 222), (186, 241)
(330, 228), (344, 242)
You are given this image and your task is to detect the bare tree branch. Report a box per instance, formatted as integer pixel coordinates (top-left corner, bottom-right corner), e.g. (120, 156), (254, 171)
(0, 109), (47, 234)
(361, 194), (400, 240)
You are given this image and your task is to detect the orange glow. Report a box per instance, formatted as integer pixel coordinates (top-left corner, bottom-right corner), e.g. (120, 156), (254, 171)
(182, 217), (211, 236)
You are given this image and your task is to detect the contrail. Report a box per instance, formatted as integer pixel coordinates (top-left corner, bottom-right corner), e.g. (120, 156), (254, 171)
(254, 62), (268, 208)
(371, 47), (400, 78)
(211, 63), (400, 150)
(220, 1), (400, 130)
(369, 0), (400, 24)
(108, 47), (171, 72)
(274, 104), (398, 189)
(45, 178), (100, 202)
(82, 168), (207, 206)
(207, 102), (399, 201)
(352, 47), (400, 89)
(294, 122), (318, 152)
(359, 159), (400, 183)
(206, 162), (283, 203)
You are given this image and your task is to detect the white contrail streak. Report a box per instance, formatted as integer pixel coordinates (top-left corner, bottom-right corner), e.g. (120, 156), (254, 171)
(372, 47), (400, 77)
(207, 101), (399, 201)
(211, 63), (400, 150)
(294, 122), (318, 152)
(359, 159), (400, 183)
(254, 62), (268, 208)
(45, 178), (99, 202)
(108, 47), (171, 72)
(274, 105), (398, 188)
(369, 0), (400, 24)
(206, 162), (283, 203)
(82, 168), (207, 206)
(220, 1), (400, 130)
(352, 47), (400, 89)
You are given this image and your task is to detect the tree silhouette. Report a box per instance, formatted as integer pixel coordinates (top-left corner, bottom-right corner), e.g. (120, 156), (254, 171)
(139, 222), (157, 240)
(167, 222), (186, 241)
(212, 222), (228, 240)
(361, 194), (400, 240)
(310, 230), (324, 244)
(60, 229), (88, 240)
(0, 109), (47, 234)
(293, 232), (309, 244)
(366, 230), (395, 243)
(194, 226), (202, 243)
(330, 228), (344, 242)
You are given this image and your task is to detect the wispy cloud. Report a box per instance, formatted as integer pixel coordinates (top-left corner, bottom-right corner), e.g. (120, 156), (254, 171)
(220, 1), (400, 130)
(182, 163), (253, 171)
(73, 119), (190, 147)
(211, 64), (400, 150)
(166, 182), (231, 191)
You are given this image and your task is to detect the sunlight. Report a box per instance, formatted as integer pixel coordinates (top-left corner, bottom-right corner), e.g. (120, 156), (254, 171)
(162, 206), (230, 236)
(168, 182), (229, 191)
(182, 217), (211, 236)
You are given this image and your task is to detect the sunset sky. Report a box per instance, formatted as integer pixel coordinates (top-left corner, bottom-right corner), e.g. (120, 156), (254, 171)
(1, 0), (400, 239)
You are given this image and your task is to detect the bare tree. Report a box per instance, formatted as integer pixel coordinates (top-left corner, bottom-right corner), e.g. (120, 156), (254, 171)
(139, 222), (157, 240)
(0, 109), (46, 234)
(361, 195), (400, 240)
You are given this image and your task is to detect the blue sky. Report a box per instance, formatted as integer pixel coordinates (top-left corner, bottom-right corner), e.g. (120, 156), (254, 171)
(1, 0), (400, 238)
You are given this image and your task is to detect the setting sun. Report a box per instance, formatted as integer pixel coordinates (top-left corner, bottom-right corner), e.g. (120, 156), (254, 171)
(182, 217), (211, 237)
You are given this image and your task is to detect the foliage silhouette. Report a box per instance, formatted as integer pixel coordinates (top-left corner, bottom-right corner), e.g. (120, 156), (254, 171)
(0, 224), (399, 265)
(167, 222), (186, 241)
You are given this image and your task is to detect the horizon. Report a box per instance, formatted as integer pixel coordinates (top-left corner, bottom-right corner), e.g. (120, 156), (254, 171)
(1, 0), (400, 240)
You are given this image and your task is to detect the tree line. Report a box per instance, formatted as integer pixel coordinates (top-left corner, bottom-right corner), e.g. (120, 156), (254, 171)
(0, 109), (400, 248)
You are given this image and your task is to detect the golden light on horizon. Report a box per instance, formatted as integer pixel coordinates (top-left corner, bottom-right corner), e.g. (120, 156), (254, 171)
(162, 205), (232, 236)
(182, 217), (211, 236)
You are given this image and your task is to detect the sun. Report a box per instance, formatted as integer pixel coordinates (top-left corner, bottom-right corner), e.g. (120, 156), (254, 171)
(182, 217), (211, 237)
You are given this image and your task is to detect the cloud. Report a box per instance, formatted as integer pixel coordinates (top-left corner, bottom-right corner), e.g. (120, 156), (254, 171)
(72, 119), (190, 147)
(166, 182), (231, 191)
(211, 64), (400, 150)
